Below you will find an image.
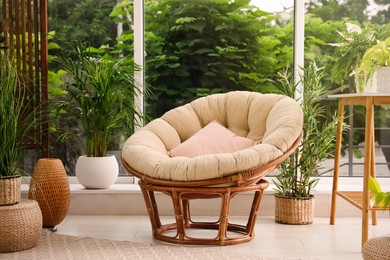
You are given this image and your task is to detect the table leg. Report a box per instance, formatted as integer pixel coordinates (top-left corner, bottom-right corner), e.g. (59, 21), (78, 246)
(330, 100), (345, 225)
(362, 97), (374, 248)
(371, 120), (377, 226)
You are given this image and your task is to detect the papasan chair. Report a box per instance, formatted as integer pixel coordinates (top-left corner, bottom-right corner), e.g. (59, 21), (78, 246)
(122, 91), (303, 245)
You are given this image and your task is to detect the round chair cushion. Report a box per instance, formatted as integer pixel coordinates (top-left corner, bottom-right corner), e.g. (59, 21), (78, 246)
(122, 91), (303, 181)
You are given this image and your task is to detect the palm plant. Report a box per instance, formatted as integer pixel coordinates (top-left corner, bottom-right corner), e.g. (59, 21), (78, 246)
(56, 43), (142, 157)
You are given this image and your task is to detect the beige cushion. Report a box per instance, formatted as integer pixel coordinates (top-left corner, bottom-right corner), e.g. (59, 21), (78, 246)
(168, 121), (258, 158)
(122, 91), (303, 181)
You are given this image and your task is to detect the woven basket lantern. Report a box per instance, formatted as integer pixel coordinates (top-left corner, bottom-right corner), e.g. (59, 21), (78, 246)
(274, 195), (315, 225)
(29, 158), (70, 228)
(0, 175), (21, 206)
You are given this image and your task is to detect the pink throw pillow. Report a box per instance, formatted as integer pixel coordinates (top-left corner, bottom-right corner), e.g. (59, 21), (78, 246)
(168, 121), (257, 158)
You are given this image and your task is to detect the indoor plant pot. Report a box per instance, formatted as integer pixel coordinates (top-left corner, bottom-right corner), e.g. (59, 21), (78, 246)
(56, 42), (142, 189)
(274, 195), (314, 225)
(273, 63), (341, 224)
(356, 37), (390, 93)
(0, 175), (21, 206)
(75, 155), (119, 189)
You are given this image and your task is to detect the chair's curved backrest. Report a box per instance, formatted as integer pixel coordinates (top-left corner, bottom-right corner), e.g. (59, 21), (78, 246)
(122, 91), (303, 184)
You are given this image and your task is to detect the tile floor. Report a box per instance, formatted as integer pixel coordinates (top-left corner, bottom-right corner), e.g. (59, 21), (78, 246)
(56, 215), (390, 260)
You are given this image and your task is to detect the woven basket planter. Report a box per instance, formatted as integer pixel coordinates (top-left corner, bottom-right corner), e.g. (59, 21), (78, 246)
(29, 158), (70, 228)
(0, 175), (21, 206)
(274, 195), (315, 225)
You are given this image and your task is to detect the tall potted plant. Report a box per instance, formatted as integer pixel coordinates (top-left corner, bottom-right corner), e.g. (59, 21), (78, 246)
(56, 43), (142, 189)
(0, 54), (37, 205)
(273, 63), (341, 224)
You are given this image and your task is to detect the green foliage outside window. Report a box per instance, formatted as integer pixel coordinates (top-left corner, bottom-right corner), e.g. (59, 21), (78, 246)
(140, 0), (293, 117)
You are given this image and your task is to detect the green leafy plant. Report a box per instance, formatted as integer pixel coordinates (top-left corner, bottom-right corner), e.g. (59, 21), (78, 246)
(369, 176), (390, 208)
(55, 42), (143, 157)
(141, 0), (277, 117)
(329, 22), (376, 88)
(273, 63), (342, 198)
(0, 54), (39, 176)
(356, 36), (390, 90)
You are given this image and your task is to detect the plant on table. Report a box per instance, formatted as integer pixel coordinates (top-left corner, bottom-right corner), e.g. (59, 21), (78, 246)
(356, 36), (390, 91)
(328, 22), (376, 92)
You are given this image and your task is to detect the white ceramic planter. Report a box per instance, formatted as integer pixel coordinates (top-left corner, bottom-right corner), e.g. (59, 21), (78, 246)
(355, 71), (377, 93)
(75, 155), (119, 189)
(355, 67), (390, 93)
(376, 67), (390, 93)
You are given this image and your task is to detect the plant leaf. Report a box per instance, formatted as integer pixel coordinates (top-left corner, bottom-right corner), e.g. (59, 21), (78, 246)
(368, 176), (382, 194)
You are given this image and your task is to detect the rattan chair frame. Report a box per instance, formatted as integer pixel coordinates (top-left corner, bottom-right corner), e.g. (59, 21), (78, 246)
(122, 135), (301, 245)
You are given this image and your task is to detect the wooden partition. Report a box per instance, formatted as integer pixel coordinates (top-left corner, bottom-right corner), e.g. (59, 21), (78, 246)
(1, 0), (49, 157)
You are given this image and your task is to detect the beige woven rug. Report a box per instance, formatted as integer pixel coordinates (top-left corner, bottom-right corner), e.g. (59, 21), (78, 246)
(0, 230), (297, 260)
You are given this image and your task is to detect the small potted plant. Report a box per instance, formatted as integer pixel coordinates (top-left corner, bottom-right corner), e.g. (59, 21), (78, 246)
(356, 37), (390, 93)
(56, 42), (142, 189)
(0, 54), (38, 205)
(328, 22), (376, 93)
(273, 63), (341, 224)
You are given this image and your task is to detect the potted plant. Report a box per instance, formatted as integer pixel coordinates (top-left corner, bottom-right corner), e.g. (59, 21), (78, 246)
(273, 63), (341, 224)
(56, 42), (142, 189)
(329, 22), (376, 93)
(0, 54), (37, 205)
(356, 37), (390, 93)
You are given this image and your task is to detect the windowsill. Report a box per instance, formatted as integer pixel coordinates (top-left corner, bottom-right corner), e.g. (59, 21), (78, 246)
(21, 176), (390, 195)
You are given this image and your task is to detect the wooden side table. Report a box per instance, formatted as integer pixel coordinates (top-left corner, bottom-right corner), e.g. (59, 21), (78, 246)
(329, 93), (390, 248)
(0, 199), (42, 252)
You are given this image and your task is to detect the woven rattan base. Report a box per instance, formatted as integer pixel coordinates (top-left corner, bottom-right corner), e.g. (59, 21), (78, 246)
(139, 179), (269, 246)
(363, 235), (390, 260)
(0, 199), (42, 252)
(274, 196), (315, 225)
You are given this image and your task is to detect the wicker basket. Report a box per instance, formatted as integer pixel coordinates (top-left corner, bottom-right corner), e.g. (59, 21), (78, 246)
(29, 158), (70, 228)
(0, 199), (42, 252)
(0, 175), (21, 206)
(274, 195), (315, 225)
(363, 235), (390, 260)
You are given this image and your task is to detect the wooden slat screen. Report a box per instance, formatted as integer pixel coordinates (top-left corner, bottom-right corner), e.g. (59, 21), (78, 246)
(1, 0), (49, 157)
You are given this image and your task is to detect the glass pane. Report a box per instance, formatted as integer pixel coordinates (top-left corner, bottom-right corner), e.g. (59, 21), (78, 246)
(303, 0), (390, 177)
(251, 0), (294, 13)
(144, 0), (294, 119)
(46, 0), (134, 177)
